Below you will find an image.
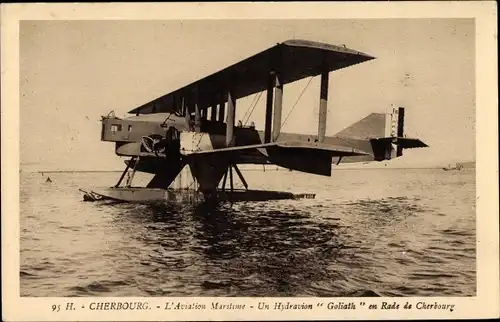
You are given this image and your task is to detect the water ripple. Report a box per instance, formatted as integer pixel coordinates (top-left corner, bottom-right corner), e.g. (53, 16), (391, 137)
(20, 169), (476, 297)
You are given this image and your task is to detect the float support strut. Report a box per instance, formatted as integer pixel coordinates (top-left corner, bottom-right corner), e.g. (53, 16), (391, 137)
(115, 157), (132, 188)
(233, 164), (248, 190)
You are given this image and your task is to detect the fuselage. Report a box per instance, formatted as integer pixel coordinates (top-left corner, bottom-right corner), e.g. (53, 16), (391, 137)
(101, 112), (377, 167)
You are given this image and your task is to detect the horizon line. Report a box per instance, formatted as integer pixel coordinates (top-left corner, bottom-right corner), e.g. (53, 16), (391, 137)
(24, 166), (476, 174)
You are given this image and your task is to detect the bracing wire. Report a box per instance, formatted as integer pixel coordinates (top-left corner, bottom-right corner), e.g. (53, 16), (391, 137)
(241, 93), (259, 123)
(224, 91), (263, 148)
(243, 91), (263, 125)
(280, 76), (314, 130)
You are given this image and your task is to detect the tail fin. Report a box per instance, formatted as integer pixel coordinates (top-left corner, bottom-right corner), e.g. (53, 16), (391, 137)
(334, 107), (404, 140)
(334, 112), (387, 139)
(336, 107), (427, 162)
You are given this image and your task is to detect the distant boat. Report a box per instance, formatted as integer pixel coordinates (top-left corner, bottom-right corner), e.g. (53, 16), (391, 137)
(442, 164), (464, 171)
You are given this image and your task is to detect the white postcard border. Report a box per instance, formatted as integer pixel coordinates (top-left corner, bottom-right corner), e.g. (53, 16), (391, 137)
(1, 2), (498, 321)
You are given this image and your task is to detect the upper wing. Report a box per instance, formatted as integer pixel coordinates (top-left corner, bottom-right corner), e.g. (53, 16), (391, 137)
(128, 40), (374, 115)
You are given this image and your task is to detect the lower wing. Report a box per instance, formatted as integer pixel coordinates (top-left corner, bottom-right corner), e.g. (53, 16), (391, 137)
(184, 141), (369, 176)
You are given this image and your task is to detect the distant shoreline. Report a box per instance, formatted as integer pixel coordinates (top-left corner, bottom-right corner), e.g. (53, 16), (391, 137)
(24, 167), (476, 174)
(21, 161), (475, 174)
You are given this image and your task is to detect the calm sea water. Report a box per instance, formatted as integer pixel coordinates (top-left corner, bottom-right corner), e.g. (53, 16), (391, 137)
(20, 168), (476, 297)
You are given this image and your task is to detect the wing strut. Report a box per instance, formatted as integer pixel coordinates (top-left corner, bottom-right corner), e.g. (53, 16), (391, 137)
(318, 64), (329, 143)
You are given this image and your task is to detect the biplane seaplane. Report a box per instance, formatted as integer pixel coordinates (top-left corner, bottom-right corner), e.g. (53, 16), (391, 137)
(81, 39), (427, 203)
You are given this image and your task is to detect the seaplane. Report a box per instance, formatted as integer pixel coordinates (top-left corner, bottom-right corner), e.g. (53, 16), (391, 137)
(81, 39), (428, 204)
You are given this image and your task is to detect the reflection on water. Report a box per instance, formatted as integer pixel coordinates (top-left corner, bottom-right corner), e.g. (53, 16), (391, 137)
(97, 202), (347, 297)
(20, 169), (476, 297)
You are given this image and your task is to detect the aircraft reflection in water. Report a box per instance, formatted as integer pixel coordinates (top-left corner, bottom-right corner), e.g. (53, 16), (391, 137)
(81, 39), (428, 204)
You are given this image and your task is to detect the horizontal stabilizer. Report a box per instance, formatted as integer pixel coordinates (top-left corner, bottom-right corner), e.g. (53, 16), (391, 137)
(372, 137), (428, 149)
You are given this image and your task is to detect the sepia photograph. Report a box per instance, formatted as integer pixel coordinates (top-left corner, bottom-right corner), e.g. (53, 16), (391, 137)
(18, 17), (476, 297)
(2, 2), (498, 321)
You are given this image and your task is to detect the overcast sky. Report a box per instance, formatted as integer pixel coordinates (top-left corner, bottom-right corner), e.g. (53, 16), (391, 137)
(20, 19), (475, 171)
